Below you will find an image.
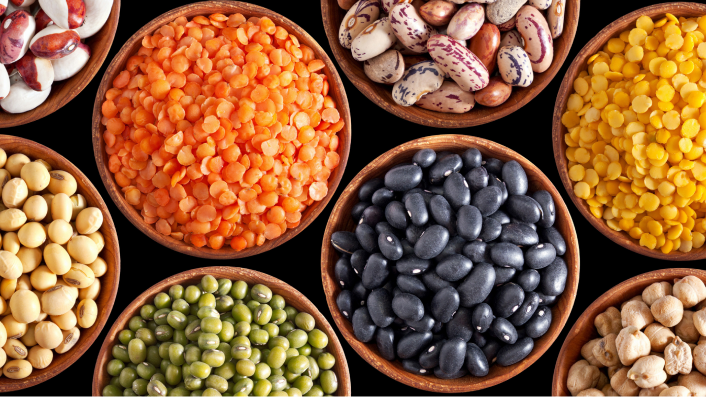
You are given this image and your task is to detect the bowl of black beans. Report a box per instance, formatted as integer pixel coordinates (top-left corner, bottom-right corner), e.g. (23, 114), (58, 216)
(321, 134), (580, 392)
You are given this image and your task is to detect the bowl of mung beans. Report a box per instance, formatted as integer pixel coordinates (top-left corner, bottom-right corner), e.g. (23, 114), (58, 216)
(0, 135), (120, 392)
(553, 3), (706, 260)
(92, 266), (350, 396)
(92, 1), (351, 259)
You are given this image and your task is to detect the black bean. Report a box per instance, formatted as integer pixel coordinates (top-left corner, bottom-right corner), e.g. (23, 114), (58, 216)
(472, 186), (503, 216)
(385, 165), (423, 191)
(508, 291), (540, 326)
(430, 195), (456, 233)
(422, 270), (452, 293)
(404, 188), (434, 207)
(492, 283), (525, 318)
(367, 288), (395, 328)
(465, 343), (490, 376)
(456, 205), (483, 241)
(487, 175), (508, 205)
(375, 222), (397, 237)
(402, 359), (431, 375)
(431, 286), (460, 323)
(351, 282), (370, 307)
(496, 337), (534, 366)
(397, 331), (433, 359)
(433, 367), (468, 379)
(439, 338), (466, 374)
(524, 243), (557, 270)
(465, 166), (489, 193)
(457, 262), (495, 307)
(432, 321), (444, 334)
(335, 257), (358, 289)
(429, 154), (463, 185)
(539, 257), (568, 296)
(493, 265), (516, 284)
(418, 339), (444, 369)
(350, 250), (368, 276)
(501, 160), (528, 196)
(443, 173), (471, 210)
(361, 251), (390, 289)
(489, 209), (511, 225)
(515, 219), (537, 231)
(401, 239), (415, 256)
(505, 195), (542, 224)
(490, 242), (524, 269)
(470, 304), (493, 334)
(336, 290), (355, 320)
(413, 149), (437, 168)
(376, 327), (396, 361)
(462, 240), (490, 263)
(392, 293), (425, 322)
(489, 318), (517, 344)
(404, 224), (424, 245)
(331, 231), (360, 254)
(537, 293), (558, 306)
(397, 275), (428, 298)
(471, 332), (487, 347)
(427, 185), (444, 195)
(446, 307), (473, 342)
(372, 188), (395, 207)
(355, 223), (378, 253)
(481, 338), (502, 364)
(479, 217), (502, 242)
(414, 225), (449, 259)
(436, 236), (466, 262)
(539, 227), (566, 256)
(360, 205), (385, 227)
(378, 232), (403, 261)
(435, 254), (473, 282)
(385, 201), (410, 230)
(532, 190), (556, 228)
(525, 306), (552, 338)
(406, 313), (436, 333)
(352, 307), (377, 343)
(500, 223), (539, 246)
(404, 193), (429, 227)
(461, 148), (482, 171)
(483, 158), (504, 176)
(351, 201), (370, 222)
(359, 178), (384, 202)
(396, 255), (431, 275)
(516, 269), (540, 292)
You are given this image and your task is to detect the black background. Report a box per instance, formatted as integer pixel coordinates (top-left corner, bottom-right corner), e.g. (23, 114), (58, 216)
(11, 0), (692, 395)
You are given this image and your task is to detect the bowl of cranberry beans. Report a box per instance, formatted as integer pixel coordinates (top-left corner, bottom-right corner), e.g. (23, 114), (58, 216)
(321, 134), (579, 392)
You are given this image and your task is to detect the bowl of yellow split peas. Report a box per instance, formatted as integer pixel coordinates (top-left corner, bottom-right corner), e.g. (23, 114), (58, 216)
(553, 3), (706, 260)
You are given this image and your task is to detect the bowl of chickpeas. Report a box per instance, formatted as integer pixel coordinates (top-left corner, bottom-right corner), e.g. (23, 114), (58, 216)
(553, 3), (706, 260)
(91, 1), (351, 259)
(0, 135), (120, 392)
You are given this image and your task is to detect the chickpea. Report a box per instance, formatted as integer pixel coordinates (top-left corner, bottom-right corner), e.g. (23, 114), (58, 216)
(17, 247), (41, 274)
(640, 384), (668, 396)
(87, 256), (107, 278)
(651, 296), (684, 327)
(659, 386), (691, 396)
(598, 372), (610, 390)
(50, 309), (77, 331)
(34, 321), (62, 350)
(643, 282), (673, 307)
(54, 326), (79, 354)
(30, 265), (57, 292)
(21, 323), (36, 347)
(622, 296), (645, 310)
(2, 232), (19, 254)
(568, 360), (602, 396)
(676, 311), (700, 343)
(616, 326), (652, 366)
(665, 336), (692, 376)
(577, 389), (605, 396)
(9, 289), (40, 323)
(0, 250), (22, 280)
(594, 333), (620, 367)
(41, 285), (76, 316)
(611, 367), (640, 396)
(693, 308), (706, 337)
(17, 222), (46, 248)
(77, 298), (97, 328)
(75, 207), (103, 235)
(583, 338), (606, 367)
(50, 193), (72, 223)
(63, 263), (94, 289)
(628, 355), (668, 388)
(69, 194), (86, 221)
(4, 338), (28, 359)
(27, 345), (52, 369)
(678, 371), (706, 395)
(623, 300), (654, 330)
(5, 153), (30, 177)
(86, 231), (105, 252)
(602, 385), (619, 396)
(0, 209), (26, 233)
(2, 178), (28, 209)
(47, 171), (77, 196)
(47, 219), (73, 245)
(644, 323), (676, 352)
(22, 196), (46, 222)
(674, 276), (706, 309)
(596, 307), (623, 337)
(78, 278), (100, 301)
(3, 359), (32, 379)
(67, 235), (98, 265)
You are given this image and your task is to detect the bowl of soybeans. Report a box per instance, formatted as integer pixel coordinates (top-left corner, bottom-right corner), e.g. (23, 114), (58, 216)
(92, 1), (351, 259)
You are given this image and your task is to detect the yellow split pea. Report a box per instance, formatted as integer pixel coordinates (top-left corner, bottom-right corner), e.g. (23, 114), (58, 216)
(562, 14), (706, 254)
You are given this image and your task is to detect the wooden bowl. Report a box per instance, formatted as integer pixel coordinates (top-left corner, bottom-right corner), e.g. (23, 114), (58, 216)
(91, 1), (351, 259)
(552, 3), (706, 261)
(91, 266), (351, 396)
(0, 135), (120, 392)
(320, 134), (580, 392)
(320, 0), (580, 128)
(0, 0), (120, 128)
(551, 268), (706, 395)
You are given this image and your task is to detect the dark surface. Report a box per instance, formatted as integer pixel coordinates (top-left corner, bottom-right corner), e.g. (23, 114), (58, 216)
(9, 0), (682, 395)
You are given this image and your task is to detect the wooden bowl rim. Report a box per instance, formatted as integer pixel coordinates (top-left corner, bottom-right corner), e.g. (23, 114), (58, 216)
(0, 135), (121, 392)
(551, 268), (706, 396)
(90, 266), (351, 396)
(0, 0), (121, 128)
(320, 134), (580, 392)
(91, 0), (352, 259)
(551, 2), (706, 261)
(320, 0), (581, 128)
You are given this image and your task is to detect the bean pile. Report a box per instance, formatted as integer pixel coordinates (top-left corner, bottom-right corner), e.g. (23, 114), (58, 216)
(567, 276), (706, 396)
(102, 276), (339, 397)
(100, 12), (343, 251)
(0, 148), (108, 380)
(330, 147), (569, 379)
(336, 0), (566, 113)
(561, 14), (706, 254)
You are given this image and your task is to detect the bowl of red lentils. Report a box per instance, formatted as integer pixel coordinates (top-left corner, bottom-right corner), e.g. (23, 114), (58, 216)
(91, 1), (351, 259)
(553, 3), (706, 260)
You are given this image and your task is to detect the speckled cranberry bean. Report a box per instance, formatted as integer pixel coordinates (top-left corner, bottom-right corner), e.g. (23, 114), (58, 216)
(392, 60), (445, 106)
(416, 81), (475, 113)
(547, 0), (564, 39)
(390, 3), (437, 54)
(496, 14), (517, 31)
(528, 0), (551, 10)
(500, 29), (524, 47)
(419, 0), (457, 27)
(351, 17), (398, 61)
(382, 0), (412, 13)
(427, 34), (489, 92)
(364, 49), (405, 84)
(446, 3), (484, 41)
(497, 45), (533, 87)
(338, 0), (381, 49)
(515, 5), (553, 73)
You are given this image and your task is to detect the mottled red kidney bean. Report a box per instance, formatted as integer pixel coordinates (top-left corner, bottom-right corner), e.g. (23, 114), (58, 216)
(390, 3), (437, 54)
(475, 76), (512, 107)
(515, 5), (553, 73)
(469, 23), (501, 73)
(446, 3), (484, 40)
(0, 10), (35, 64)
